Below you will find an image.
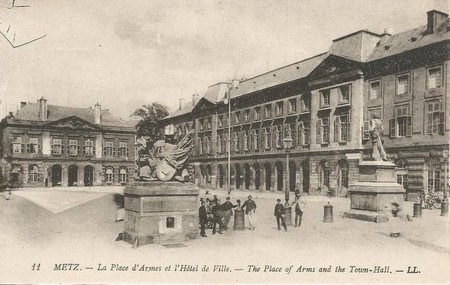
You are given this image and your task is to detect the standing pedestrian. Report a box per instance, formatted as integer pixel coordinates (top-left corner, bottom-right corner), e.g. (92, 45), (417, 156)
(294, 186), (301, 197)
(241, 195), (257, 230)
(221, 197), (238, 230)
(291, 194), (305, 227)
(211, 199), (223, 234)
(274, 199), (287, 231)
(199, 200), (208, 237)
(387, 202), (401, 238)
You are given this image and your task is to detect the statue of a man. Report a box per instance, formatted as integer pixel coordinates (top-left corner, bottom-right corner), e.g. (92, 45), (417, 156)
(369, 114), (388, 161)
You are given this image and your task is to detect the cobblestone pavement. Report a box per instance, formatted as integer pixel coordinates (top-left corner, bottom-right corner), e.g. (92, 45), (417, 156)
(0, 187), (449, 284)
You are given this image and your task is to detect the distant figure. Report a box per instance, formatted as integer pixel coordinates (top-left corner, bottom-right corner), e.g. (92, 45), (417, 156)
(211, 200), (223, 235)
(291, 194), (306, 228)
(221, 197), (238, 230)
(294, 186), (301, 197)
(388, 202), (402, 238)
(241, 195), (257, 230)
(199, 200), (208, 237)
(274, 199), (287, 231)
(44, 177), (49, 188)
(369, 114), (388, 161)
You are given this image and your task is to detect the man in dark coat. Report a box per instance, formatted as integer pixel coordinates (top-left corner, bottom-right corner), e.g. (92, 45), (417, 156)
(274, 199), (287, 231)
(241, 195), (257, 230)
(211, 200), (223, 234)
(221, 197), (238, 230)
(199, 200), (208, 237)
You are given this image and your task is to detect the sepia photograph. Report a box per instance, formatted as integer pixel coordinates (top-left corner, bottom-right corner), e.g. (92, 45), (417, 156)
(0, 0), (449, 284)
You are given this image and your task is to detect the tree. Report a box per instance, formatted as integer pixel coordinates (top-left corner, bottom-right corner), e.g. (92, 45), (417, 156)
(132, 102), (169, 139)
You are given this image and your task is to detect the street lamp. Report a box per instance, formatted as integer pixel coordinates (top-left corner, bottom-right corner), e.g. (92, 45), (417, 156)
(283, 131), (293, 225)
(441, 150), (449, 216)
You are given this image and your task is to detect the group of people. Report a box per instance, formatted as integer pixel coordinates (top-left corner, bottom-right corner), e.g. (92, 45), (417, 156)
(199, 188), (306, 236)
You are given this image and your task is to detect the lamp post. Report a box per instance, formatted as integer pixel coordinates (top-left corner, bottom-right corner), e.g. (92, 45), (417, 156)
(441, 150), (449, 216)
(283, 132), (293, 226)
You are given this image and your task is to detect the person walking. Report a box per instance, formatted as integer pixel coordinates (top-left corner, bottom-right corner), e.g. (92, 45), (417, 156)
(241, 195), (257, 230)
(274, 199), (287, 231)
(211, 200), (223, 234)
(221, 197), (238, 230)
(291, 194), (306, 228)
(199, 200), (208, 237)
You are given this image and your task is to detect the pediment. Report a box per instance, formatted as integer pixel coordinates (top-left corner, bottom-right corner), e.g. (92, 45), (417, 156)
(44, 116), (101, 131)
(308, 54), (361, 80)
(192, 98), (215, 113)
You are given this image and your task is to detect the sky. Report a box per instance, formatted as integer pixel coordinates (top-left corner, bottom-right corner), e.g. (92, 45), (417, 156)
(0, 0), (448, 119)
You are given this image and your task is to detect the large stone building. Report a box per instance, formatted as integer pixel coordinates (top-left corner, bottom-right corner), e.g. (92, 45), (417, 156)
(0, 98), (136, 187)
(163, 10), (450, 201)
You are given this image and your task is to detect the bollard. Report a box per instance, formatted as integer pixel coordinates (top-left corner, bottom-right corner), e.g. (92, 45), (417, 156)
(413, 203), (422, 218)
(323, 202), (333, 223)
(441, 199), (449, 216)
(233, 208), (245, 230)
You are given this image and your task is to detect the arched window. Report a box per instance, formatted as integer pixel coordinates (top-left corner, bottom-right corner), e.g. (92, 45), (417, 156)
(337, 160), (348, 189)
(105, 167), (114, 183)
(319, 160), (330, 190)
(28, 165), (39, 182)
(119, 167), (128, 183)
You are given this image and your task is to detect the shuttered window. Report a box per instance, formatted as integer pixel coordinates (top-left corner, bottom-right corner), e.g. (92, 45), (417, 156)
(426, 101), (444, 135)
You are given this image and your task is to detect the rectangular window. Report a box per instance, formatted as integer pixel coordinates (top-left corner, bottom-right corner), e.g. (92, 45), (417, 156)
(369, 80), (381, 100)
(264, 104), (272, 118)
(334, 113), (351, 142)
(199, 119), (204, 131)
(396, 74), (409, 95)
(298, 121), (310, 146)
(320, 89), (330, 108)
(274, 125), (283, 148)
(264, 128), (271, 149)
(427, 66), (442, 89)
(316, 117), (330, 144)
(12, 137), (22, 153)
(217, 134), (222, 154)
(29, 138), (39, 154)
(275, 101), (284, 116)
(52, 138), (62, 155)
(426, 101), (444, 135)
(254, 107), (261, 120)
(243, 109), (250, 122)
(218, 116), (223, 128)
(69, 139), (78, 156)
(105, 141), (114, 156)
(428, 170), (441, 192)
(244, 131), (249, 151)
(233, 133), (239, 152)
(390, 105), (411, 138)
(84, 139), (94, 156)
(396, 174), (408, 189)
(206, 118), (212, 129)
(253, 129), (260, 151)
(338, 85), (351, 104)
(288, 98), (297, 113)
(118, 142), (128, 156)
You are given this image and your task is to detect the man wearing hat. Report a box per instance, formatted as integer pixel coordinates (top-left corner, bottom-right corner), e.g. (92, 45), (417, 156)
(221, 197), (238, 230)
(290, 194), (306, 228)
(274, 199), (287, 231)
(199, 200), (208, 237)
(241, 195), (257, 230)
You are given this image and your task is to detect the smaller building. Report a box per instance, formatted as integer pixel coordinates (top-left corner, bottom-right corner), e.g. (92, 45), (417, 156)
(0, 98), (136, 187)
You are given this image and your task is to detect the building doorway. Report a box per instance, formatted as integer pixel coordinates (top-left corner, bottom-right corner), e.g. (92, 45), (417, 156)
(51, 165), (62, 186)
(68, 165), (78, 186)
(84, 165), (94, 186)
(289, 161), (296, 192)
(253, 163), (261, 190)
(275, 161), (283, 192)
(235, 164), (241, 189)
(264, 163), (271, 191)
(218, 165), (224, 188)
(301, 160), (310, 193)
(244, 163), (251, 190)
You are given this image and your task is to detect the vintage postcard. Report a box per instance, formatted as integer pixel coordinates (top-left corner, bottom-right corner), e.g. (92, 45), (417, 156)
(0, 0), (449, 284)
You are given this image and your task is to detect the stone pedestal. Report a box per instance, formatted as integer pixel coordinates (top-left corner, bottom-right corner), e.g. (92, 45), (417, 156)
(343, 161), (405, 223)
(122, 181), (199, 247)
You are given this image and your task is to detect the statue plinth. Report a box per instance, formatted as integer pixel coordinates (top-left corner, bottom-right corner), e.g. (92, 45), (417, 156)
(344, 161), (405, 223)
(121, 181), (199, 247)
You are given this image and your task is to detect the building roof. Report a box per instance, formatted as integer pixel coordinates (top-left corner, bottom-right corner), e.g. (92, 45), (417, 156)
(164, 101), (196, 120)
(368, 19), (450, 61)
(228, 52), (328, 99)
(203, 82), (230, 104)
(15, 103), (135, 128)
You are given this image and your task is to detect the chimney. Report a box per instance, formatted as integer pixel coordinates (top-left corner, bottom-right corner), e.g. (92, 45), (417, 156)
(427, 10), (448, 34)
(192, 94), (199, 106)
(20, 102), (27, 109)
(37, 97), (47, 121)
(94, 103), (101, 124)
